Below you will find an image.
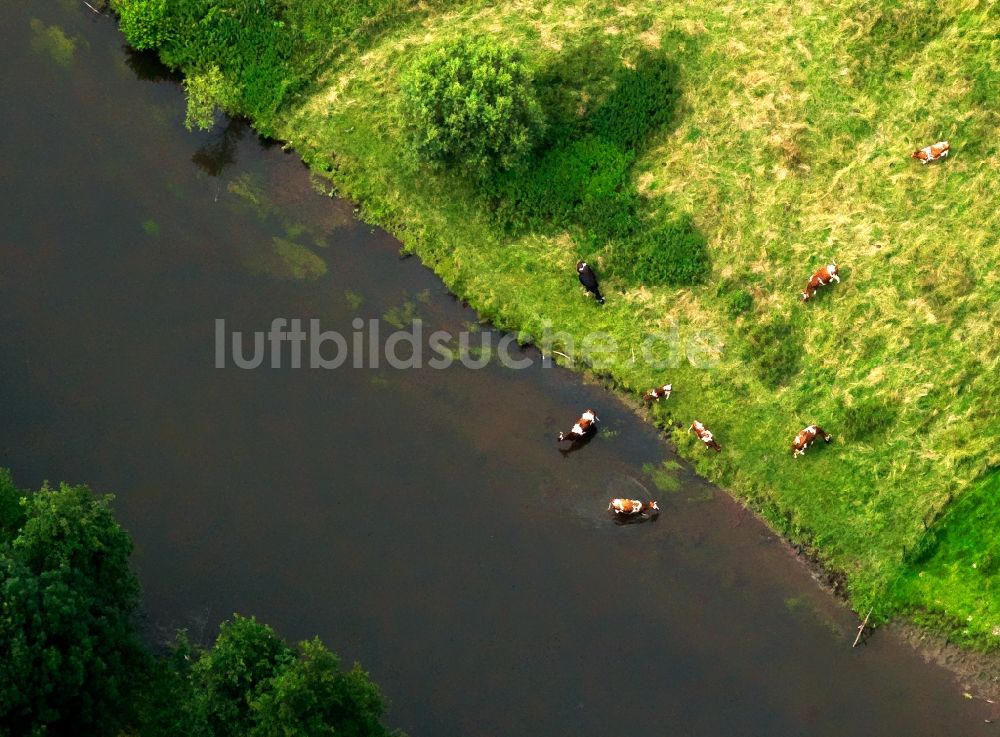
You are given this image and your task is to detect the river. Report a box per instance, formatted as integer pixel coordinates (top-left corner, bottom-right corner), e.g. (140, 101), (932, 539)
(0, 3), (991, 735)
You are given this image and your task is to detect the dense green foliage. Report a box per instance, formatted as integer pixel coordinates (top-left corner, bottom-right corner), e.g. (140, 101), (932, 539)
(115, 0), (169, 50)
(0, 471), (398, 736)
(0, 473), (144, 736)
(112, 0), (396, 133)
(136, 616), (397, 737)
(110, 0), (298, 131)
(139, 615), (398, 737)
(400, 37), (545, 175)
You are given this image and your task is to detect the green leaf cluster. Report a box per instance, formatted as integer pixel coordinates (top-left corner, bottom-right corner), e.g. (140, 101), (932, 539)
(400, 36), (546, 176)
(138, 615), (399, 737)
(0, 472), (144, 736)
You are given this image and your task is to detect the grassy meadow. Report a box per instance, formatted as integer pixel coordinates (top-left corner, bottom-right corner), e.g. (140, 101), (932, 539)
(116, 0), (1000, 645)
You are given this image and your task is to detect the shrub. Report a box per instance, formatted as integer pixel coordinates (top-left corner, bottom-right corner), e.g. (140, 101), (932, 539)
(742, 314), (803, 388)
(400, 37), (545, 176)
(113, 0), (169, 51)
(114, 0), (302, 133)
(183, 64), (230, 130)
(613, 214), (710, 286)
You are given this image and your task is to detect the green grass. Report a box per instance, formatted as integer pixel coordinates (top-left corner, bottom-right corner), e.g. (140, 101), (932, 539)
(123, 0), (1000, 645)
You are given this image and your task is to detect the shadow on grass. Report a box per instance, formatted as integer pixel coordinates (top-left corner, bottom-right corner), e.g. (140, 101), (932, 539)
(482, 45), (709, 290)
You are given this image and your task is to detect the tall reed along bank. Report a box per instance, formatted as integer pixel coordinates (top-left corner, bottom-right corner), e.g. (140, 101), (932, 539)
(108, 0), (1000, 647)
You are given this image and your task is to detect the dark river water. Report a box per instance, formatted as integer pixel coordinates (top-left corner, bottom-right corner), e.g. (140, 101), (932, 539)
(0, 3), (992, 735)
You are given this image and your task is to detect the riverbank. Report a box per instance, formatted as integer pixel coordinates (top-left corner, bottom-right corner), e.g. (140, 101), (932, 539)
(107, 0), (1000, 647)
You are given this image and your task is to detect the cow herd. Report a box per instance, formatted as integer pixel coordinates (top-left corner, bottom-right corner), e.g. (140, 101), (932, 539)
(566, 142), (950, 521)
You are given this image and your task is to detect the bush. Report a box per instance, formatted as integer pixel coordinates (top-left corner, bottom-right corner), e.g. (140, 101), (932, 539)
(114, 0), (302, 133)
(613, 214), (710, 286)
(400, 36), (545, 176)
(183, 64), (231, 130)
(113, 0), (169, 51)
(0, 479), (145, 736)
(742, 314), (803, 388)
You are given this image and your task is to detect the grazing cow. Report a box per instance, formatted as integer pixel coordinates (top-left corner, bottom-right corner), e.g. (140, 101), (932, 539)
(911, 141), (950, 164)
(642, 384), (673, 403)
(577, 261), (605, 305)
(690, 420), (721, 452)
(608, 498), (660, 520)
(802, 262), (840, 302)
(557, 409), (599, 443)
(792, 424), (833, 458)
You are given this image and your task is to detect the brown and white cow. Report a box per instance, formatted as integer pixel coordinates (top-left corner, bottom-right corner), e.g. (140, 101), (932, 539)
(642, 384), (672, 403)
(557, 409), (599, 443)
(792, 424), (833, 458)
(608, 498), (660, 519)
(911, 140), (949, 164)
(802, 262), (840, 302)
(690, 420), (721, 452)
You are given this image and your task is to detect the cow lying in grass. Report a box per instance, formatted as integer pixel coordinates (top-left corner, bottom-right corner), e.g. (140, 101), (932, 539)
(690, 420), (721, 452)
(792, 425), (833, 458)
(642, 384), (672, 403)
(802, 262), (840, 302)
(911, 140), (949, 164)
(557, 409), (599, 443)
(608, 498), (659, 522)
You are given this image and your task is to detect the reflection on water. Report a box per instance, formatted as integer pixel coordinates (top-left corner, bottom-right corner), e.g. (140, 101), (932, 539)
(0, 3), (992, 736)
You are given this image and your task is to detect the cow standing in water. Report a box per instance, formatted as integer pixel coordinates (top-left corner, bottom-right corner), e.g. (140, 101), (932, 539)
(690, 420), (721, 452)
(792, 425), (833, 457)
(576, 261), (605, 305)
(642, 384), (672, 403)
(802, 262), (840, 302)
(608, 498), (660, 521)
(557, 409), (599, 443)
(911, 141), (950, 164)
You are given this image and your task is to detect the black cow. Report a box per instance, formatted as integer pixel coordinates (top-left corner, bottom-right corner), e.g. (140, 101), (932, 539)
(577, 261), (605, 305)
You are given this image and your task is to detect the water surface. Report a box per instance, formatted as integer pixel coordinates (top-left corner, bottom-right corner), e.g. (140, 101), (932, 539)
(0, 4), (992, 735)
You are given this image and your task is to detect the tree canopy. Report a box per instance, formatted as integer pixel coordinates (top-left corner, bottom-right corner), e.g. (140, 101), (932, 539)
(0, 470), (400, 737)
(400, 36), (545, 176)
(0, 473), (144, 736)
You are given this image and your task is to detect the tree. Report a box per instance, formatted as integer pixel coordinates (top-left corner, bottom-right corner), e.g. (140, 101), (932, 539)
(400, 36), (545, 177)
(113, 0), (170, 51)
(0, 471), (399, 737)
(181, 617), (399, 737)
(187, 615), (295, 737)
(250, 638), (396, 737)
(0, 478), (145, 736)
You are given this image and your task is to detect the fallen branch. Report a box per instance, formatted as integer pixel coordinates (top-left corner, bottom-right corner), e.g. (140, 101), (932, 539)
(852, 606), (874, 648)
(83, 1), (102, 14)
